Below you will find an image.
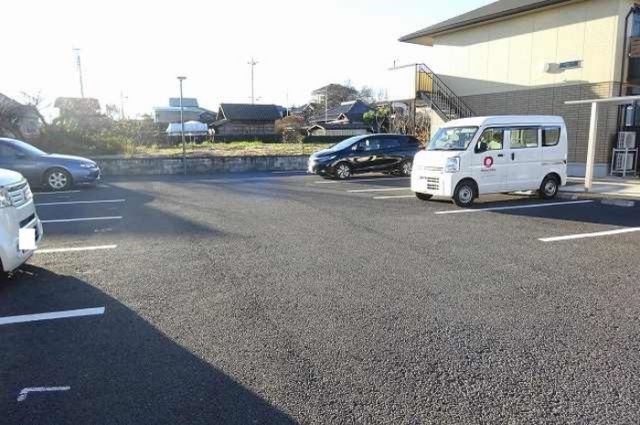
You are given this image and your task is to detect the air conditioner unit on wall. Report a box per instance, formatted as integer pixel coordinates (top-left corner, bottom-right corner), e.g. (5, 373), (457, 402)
(618, 131), (637, 149)
(614, 152), (636, 171)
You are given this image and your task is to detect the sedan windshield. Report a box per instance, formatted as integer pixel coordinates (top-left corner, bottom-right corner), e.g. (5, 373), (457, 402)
(427, 126), (478, 151)
(7, 138), (47, 156)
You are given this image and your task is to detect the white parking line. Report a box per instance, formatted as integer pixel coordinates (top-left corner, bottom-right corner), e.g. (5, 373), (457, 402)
(434, 200), (594, 215)
(0, 307), (105, 326)
(36, 245), (117, 254)
(33, 190), (82, 195)
(17, 386), (71, 402)
(315, 177), (410, 185)
(348, 188), (411, 193)
(539, 227), (640, 242)
(374, 195), (416, 200)
(36, 199), (126, 207)
(41, 216), (123, 224)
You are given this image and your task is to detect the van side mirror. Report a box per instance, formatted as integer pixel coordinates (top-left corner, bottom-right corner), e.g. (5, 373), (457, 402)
(475, 141), (487, 153)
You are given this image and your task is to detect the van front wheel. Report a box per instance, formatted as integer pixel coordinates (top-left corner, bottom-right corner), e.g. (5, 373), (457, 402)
(415, 192), (432, 201)
(453, 181), (476, 208)
(539, 175), (559, 199)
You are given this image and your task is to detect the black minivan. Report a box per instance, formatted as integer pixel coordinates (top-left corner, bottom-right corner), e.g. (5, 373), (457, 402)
(307, 134), (423, 179)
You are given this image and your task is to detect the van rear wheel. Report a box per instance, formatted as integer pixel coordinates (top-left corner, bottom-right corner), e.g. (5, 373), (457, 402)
(539, 175), (559, 199)
(453, 181), (476, 208)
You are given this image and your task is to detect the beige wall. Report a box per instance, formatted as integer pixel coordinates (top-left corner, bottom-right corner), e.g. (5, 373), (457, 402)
(419, 0), (633, 96)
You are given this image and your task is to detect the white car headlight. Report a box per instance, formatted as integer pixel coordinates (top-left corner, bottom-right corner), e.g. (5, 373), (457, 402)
(0, 188), (12, 208)
(444, 157), (460, 173)
(79, 162), (96, 169)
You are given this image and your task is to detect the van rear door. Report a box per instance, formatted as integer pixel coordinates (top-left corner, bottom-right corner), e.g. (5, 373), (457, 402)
(505, 127), (542, 191)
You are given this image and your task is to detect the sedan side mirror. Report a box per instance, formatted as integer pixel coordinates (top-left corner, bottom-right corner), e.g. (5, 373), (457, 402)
(15, 152), (28, 160)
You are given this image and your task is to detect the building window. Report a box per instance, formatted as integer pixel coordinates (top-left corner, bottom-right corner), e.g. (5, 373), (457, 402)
(633, 12), (640, 37)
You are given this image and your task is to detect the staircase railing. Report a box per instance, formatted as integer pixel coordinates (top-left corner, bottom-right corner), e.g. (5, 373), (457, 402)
(416, 63), (475, 121)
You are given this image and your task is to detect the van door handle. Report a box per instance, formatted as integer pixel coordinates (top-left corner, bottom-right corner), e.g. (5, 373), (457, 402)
(511, 153), (515, 160)
(497, 154), (504, 158)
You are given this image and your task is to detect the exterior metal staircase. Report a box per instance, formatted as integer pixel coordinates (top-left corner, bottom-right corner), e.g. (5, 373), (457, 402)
(415, 63), (475, 121)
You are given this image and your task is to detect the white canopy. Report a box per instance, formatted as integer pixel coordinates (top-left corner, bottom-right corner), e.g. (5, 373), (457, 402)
(166, 121), (209, 136)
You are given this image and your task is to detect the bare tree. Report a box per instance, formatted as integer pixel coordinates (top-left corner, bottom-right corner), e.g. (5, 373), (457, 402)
(20, 91), (50, 128)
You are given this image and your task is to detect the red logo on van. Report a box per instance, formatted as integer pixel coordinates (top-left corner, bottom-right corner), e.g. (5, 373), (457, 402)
(483, 156), (494, 168)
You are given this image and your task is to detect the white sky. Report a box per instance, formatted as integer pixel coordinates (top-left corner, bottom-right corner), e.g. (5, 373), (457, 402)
(1, 0), (492, 118)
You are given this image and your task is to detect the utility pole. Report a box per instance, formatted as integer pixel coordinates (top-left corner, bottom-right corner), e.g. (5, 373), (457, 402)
(248, 58), (258, 104)
(120, 91), (127, 120)
(177, 76), (187, 176)
(325, 85), (328, 122)
(73, 48), (85, 98)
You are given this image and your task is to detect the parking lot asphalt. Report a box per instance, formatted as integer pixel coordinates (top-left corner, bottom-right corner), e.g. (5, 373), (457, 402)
(2, 172), (640, 424)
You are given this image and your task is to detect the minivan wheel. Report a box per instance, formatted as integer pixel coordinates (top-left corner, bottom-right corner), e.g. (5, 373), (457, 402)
(415, 192), (433, 201)
(453, 181), (475, 208)
(45, 168), (72, 191)
(334, 163), (352, 180)
(540, 175), (559, 199)
(400, 160), (413, 177)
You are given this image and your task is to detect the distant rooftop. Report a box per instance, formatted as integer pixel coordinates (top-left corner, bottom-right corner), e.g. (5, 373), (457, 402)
(169, 98), (199, 108)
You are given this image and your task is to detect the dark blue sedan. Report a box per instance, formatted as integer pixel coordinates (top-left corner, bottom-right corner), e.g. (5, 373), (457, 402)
(0, 137), (100, 191)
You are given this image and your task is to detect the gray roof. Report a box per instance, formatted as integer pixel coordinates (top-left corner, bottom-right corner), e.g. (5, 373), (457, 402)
(169, 98), (199, 107)
(217, 103), (282, 121)
(399, 0), (572, 42)
(309, 100), (373, 124)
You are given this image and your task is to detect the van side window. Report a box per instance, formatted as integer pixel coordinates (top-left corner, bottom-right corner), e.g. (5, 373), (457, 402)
(510, 128), (539, 149)
(542, 127), (561, 147)
(475, 128), (504, 153)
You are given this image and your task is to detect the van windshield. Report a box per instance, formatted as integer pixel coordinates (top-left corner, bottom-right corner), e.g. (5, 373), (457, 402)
(427, 126), (478, 151)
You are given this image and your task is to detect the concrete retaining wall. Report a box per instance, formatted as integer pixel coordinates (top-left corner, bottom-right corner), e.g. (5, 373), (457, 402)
(96, 155), (308, 176)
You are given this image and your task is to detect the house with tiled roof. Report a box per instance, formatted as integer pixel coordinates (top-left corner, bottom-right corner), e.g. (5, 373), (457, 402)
(212, 103), (283, 138)
(309, 100), (373, 125)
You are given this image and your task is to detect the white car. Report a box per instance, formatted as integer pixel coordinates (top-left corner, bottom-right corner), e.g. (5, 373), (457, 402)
(0, 168), (43, 274)
(412, 115), (567, 207)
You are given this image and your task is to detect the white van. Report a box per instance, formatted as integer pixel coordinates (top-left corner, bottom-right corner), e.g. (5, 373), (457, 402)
(411, 116), (567, 207)
(0, 168), (43, 274)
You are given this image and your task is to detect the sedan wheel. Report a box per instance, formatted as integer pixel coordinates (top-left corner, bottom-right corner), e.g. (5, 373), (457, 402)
(335, 163), (352, 180)
(45, 169), (72, 191)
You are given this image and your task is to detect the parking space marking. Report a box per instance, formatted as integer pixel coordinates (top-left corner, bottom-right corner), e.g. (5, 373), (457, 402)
(36, 199), (126, 207)
(434, 200), (594, 215)
(0, 307), (105, 326)
(348, 188), (411, 193)
(41, 216), (123, 224)
(539, 227), (640, 243)
(374, 195), (416, 200)
(314, 177), (410, 185)
(17, 386), (71, 402)
(37, 245), (117, 254)
(33, 190), (82, 195)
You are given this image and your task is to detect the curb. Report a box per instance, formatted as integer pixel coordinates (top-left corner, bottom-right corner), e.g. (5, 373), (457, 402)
(558, 190), (637, 206)
(601, 199), (636, 208)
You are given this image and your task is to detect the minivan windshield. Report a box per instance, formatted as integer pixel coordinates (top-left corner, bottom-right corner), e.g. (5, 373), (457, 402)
(427, 126), (478, 151)
(326, 135), (368, 152)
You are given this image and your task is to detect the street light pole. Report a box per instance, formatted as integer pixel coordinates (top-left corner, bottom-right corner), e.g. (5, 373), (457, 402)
(177, 76), (187, 176)
(248, 58), (258, 104)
